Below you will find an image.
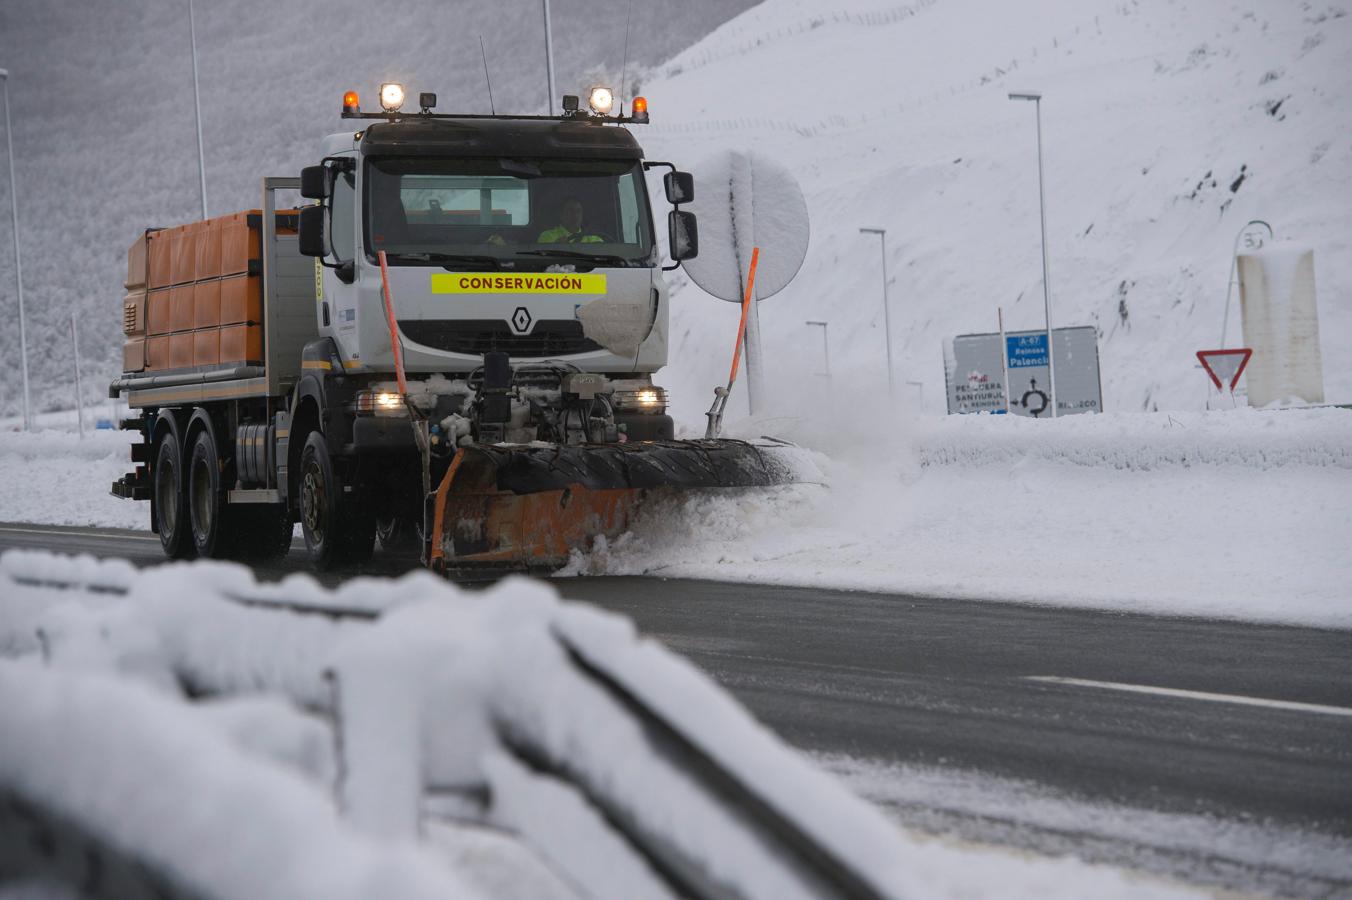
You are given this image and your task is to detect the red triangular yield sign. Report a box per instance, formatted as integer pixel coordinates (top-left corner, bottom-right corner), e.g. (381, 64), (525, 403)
(1196, 348), (1253, 391)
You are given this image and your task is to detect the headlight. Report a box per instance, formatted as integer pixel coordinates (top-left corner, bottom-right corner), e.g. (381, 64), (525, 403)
(379, 83), (406, 112)
(355, 390), (407, 416)
(613, 386), (667, 414)
(588, 85), (614, 115)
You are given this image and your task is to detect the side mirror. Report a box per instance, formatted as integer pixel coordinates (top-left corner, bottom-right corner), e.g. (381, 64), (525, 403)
(664, 171), (694, 205)
(298, 205), (326, 257)
(300, 165), (328, 200)
(668, 210), (698, 261)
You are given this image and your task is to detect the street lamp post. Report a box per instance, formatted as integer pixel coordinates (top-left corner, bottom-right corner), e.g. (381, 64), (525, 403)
(541, 0), (557, 113)
(858, 227), (894, 400)
(0, 68), (32, 431)
(1008, 91), (1058, 418)
(187, 0), (208, 218)
(805, 320), (830, 376)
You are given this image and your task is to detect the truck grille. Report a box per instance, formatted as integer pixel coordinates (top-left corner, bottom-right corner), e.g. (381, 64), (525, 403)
(398, 319), (602, 358)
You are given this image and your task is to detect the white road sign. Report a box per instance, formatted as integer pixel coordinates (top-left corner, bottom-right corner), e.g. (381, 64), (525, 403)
(945, 326), (1103, 417)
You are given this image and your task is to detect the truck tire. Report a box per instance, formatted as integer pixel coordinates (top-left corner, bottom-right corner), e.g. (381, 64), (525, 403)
(298, 431), (374, 569)
(187, 428), (231, 559)
(154, 431), (196, 560)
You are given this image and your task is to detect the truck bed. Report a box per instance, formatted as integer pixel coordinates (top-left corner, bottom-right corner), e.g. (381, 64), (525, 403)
(115, 180), (318, 408)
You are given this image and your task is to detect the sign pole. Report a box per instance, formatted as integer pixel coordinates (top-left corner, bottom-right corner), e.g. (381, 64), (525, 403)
(742, 279), (766, 415)
(541, 0), (557, 113)
(704, 248), (760, 438)
(858, 228), (894, 402)
(1, 70), (32, 431)
(1032, 98), (1058, 418)
(71, 313), (84, 439)
(998, 307), (1011, 414)
(187, 0), (208, 219)
(1220, 220), (1272, 347)
(806, 320), (830, 376)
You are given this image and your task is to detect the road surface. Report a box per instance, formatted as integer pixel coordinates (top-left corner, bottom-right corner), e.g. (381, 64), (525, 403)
(2, 522), (1348, 896)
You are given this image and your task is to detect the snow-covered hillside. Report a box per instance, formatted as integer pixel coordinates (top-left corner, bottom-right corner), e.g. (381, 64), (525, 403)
(639, 0), (1351, 423)
(0, 0), (759, 418)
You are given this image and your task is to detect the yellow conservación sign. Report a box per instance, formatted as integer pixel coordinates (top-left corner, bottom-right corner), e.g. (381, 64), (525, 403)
(431, 273), (607, 295)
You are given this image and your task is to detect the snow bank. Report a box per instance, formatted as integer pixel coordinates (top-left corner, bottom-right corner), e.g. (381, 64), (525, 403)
(0, 558), (365, 705)
(329, 577), (913, 898)
(0, 429), (143, 529)
(0, 660), (479, 900)
(564, 408), (1352, 629)
(914, 406), (1352, 470)
(1, 548), (138, 593)
(1, 551), (1212, 898)
(3, 556), (918, 898)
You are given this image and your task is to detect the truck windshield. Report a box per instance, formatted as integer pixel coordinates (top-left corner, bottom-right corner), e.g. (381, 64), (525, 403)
(365, 157), (655, 267)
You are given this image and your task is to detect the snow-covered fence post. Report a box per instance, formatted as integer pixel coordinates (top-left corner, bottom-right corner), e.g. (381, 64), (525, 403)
(330, 653), (424, 839)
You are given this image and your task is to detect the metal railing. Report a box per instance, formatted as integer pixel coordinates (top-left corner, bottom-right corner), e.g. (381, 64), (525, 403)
(0, 551), (905, 900)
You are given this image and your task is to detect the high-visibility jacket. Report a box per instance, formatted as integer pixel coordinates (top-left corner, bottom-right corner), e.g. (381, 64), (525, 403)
(538, 225), (604, 243)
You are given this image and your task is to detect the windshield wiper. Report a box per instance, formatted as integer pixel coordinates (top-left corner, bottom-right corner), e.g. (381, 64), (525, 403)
(518, 249), (635, 267)
(383, 252), (503, 270)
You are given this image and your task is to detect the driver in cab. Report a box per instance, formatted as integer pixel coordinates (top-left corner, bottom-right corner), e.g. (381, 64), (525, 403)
(538, 198), (604, 244)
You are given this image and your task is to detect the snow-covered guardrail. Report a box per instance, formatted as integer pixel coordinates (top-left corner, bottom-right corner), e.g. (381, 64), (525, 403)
(0, 551), (911, 900)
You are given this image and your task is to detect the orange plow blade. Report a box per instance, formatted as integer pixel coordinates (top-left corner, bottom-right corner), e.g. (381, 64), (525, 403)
(427, 439), (811, 572)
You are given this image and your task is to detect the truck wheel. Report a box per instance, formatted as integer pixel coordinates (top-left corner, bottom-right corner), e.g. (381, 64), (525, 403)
(153, 432), (196, 560)
(187, 429), (231, 559)
(299, 432), (374, 569)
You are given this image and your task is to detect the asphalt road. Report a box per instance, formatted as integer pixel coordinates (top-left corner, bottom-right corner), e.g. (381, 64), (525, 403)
(3, 522), (1350, 895)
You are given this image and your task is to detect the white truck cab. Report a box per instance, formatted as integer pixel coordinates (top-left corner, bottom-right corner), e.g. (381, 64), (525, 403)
(307, 117), (682, 380)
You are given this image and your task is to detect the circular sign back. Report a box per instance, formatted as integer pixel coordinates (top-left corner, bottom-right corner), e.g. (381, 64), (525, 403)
(681, 150), (810, 302)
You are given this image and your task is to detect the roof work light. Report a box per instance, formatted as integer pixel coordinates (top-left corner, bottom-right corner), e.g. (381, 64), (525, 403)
(588, 86), (614, 115)
(380, 83), (406, 112)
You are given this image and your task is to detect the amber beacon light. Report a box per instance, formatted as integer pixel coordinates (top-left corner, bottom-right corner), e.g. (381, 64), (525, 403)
(342, 90), (360, 114)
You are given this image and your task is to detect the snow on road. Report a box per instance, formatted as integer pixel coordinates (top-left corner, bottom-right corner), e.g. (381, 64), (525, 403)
(818, 752), (1352, 897)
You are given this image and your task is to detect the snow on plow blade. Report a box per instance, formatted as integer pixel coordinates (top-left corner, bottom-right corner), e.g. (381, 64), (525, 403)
(428, 439), (812, 571)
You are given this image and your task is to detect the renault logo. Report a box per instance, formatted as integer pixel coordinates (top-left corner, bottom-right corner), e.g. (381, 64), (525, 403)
(510, 307), (532, 334)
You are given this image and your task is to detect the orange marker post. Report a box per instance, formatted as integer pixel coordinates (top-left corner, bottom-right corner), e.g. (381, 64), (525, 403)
(376, 250), (408, 395)
(727, 246), (760, 388)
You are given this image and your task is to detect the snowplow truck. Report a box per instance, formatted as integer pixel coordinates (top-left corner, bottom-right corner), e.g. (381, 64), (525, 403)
(111, 86), (801, 571)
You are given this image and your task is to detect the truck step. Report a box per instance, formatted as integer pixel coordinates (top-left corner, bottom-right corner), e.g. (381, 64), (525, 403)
(111, 468), (150, 502)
